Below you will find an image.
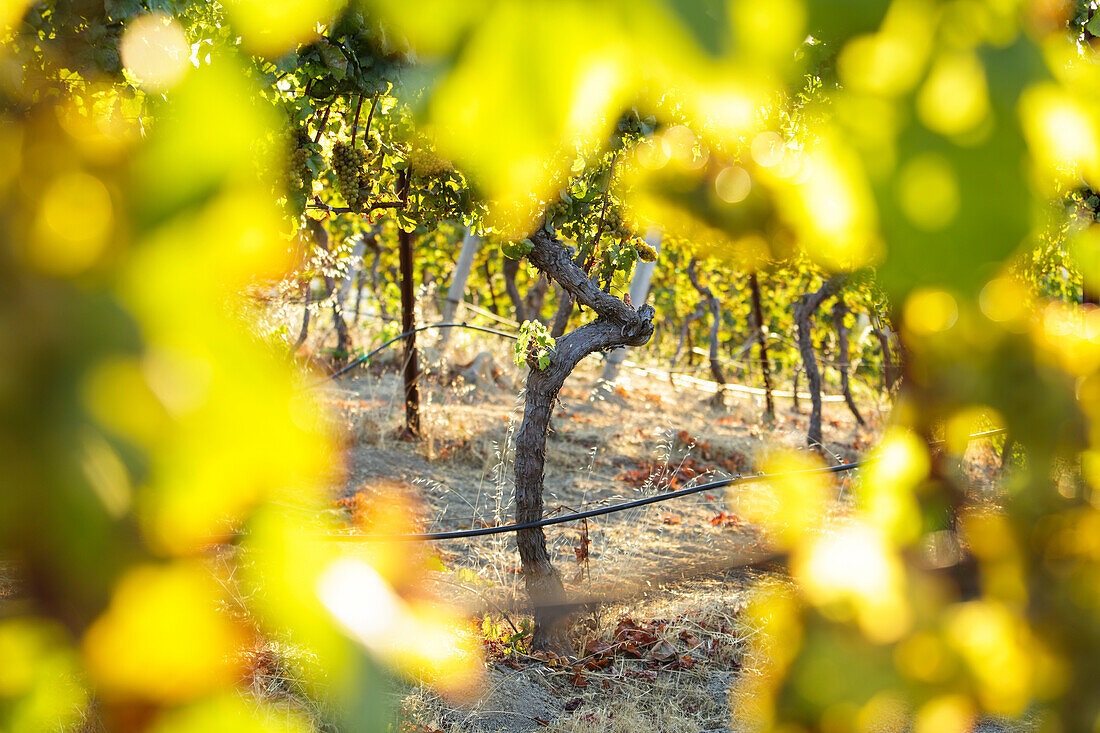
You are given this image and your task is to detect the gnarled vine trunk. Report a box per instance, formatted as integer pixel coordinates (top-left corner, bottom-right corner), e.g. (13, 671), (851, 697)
(832, 296), (865, 426)
(873, 319), (899, 393)
(397, 225), (420, 439)
(550, 287), (573, 337)
(502, 256), (527, 323)
(749, 272), (775, 421)
(517, 230), (654, 653)
(686, 258), (725, 401)
(795, 275), (846, 449)
(672, 300), (705, 367)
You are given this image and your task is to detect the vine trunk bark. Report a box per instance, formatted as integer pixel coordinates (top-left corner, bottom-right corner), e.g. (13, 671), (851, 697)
(832, 297), (865, 426)
(749, 272), (775, 421)
(398, 225), (420, 439)
(874, 321), (899, 393)
(517, 230), (654, 653)
(686, 258), (725, 402)
(795, 275), (846, 449)
(502, 257), (527, 323)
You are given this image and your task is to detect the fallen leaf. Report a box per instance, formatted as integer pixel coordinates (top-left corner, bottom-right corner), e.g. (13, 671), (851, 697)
(648, 640), (677, 663)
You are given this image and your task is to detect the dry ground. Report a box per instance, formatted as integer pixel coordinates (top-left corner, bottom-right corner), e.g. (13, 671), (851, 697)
(0, 306), (1021, 733)
(283, 323), (1016, 733)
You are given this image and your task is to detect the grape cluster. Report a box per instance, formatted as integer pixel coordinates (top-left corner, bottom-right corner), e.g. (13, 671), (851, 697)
(408, 137), (451, 176)
(632, 237), (658, 263)
(287, 129), (312, 193)
(332, 141), (370, 210)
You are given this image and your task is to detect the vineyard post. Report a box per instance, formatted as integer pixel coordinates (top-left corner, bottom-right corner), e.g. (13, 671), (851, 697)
(549, 287), (573, 337)
(397, 201), (421, 440)
(336, 235), (368, 309)
(600, 229), (662, 382)
(749, 272), (775, 422)
(441, 228), (480, 322)
(352, 264), (365, 325)
(438, 228), (481, 349)
(523, 274), (550, 325)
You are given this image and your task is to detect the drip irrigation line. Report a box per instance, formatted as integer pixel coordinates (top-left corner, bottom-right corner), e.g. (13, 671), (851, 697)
(307, 322), (519, 387)
(328, 427), (1007, 543)
(328, 463), (858, 542)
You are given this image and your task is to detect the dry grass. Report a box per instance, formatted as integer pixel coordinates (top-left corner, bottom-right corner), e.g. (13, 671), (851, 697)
(272, 301), (893, 732)
(3, 299), (1019, 733)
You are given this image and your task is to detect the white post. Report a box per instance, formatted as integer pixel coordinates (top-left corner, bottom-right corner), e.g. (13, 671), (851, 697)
(600, 229), (662, 382)
(336, 234), (368, 309)
(438, 227), (481, 348)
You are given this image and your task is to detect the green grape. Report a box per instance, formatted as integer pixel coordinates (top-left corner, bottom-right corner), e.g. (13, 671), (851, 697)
(633, 237), (658, 263)
(331, 141), (367, 209)
(286, 129), (313, 195)
(408, 136), (451, 175)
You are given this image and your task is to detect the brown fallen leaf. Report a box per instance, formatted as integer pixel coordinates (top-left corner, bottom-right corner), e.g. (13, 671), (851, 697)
(570, 666), (588, 687)
(648, 640), (677, 663)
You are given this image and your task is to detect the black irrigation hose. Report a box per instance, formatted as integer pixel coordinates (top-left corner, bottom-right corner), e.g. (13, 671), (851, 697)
(334, 462), (860, 542)
(330, 428), (1007, 543)
(310, 322), (519, 386)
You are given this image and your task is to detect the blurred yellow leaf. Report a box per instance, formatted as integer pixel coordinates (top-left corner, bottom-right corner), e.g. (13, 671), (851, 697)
(83, 562), (248, 702)
(0, 619), (87, 732)
(792, 523), (912, 642)
(151, 692), (310, 733)
(226, 0), (346, 57)
(741, 450), (830, 547)
(120, 12), (192, 91)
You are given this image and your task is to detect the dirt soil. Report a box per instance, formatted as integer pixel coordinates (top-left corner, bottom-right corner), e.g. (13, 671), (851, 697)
(300, 329), (1015, 733)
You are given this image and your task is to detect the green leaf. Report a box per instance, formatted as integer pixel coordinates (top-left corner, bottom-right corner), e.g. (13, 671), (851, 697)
(660, 0), (728, 57)
(288, 190), (307, 215)
(105, 0), (142, 20)
(804, 0), (889, 43)
(1086, 12), (1100, 37)
(500, 238), (533, 260)
(873, 40), (1043, 299)
(309, 78), (336, 99)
